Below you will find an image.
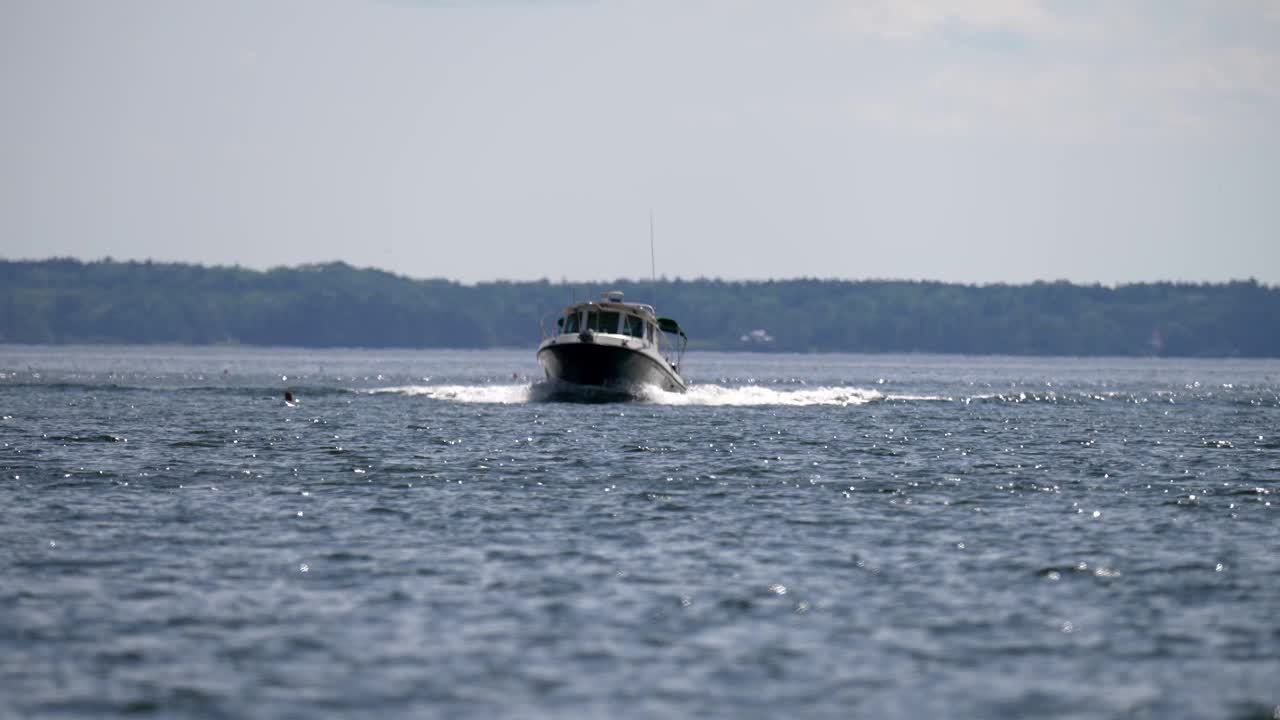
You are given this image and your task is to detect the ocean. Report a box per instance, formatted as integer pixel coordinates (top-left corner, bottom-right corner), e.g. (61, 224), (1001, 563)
(2, 345), (1278, 719)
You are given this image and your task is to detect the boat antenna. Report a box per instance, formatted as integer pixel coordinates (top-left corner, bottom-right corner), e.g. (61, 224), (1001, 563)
(649, 209), (657, 301)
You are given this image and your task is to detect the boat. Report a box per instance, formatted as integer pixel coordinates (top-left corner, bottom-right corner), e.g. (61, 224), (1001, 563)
(537, 291), (687, 395)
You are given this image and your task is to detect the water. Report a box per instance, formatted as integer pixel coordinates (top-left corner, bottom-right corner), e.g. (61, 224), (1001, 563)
(2, 345), (1278, 719)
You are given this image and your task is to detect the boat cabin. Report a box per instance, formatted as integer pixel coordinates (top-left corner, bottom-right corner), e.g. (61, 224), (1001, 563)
(539, 290), (688, 385)
(550, 291), (685, 353)
(558, 300), (658, 344)
(560, 306), (656, 340)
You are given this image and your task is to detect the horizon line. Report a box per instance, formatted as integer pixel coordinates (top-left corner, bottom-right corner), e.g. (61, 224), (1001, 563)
(2, 255), (1272, 290)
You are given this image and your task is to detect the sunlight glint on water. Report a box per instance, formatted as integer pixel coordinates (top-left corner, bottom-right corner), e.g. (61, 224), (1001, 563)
(1, 346), (1278, 719)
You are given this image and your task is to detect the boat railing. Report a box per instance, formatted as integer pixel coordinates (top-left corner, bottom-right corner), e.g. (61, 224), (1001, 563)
(656, 317), (687, 372)
(539, 311), (559, 340)
(670, 333), (687, 371)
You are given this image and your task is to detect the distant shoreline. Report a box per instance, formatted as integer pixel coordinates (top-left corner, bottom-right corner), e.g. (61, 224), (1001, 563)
(3, 344), (1276, 363)
(3, 259), (1276, 358)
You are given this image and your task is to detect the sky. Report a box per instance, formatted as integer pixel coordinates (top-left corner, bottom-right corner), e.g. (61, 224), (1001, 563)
(1, 0), (1278, 285)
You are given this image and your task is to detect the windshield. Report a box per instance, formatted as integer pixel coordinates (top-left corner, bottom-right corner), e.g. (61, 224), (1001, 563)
(586, 311), (620, 334)
(623, 314), (645, 338)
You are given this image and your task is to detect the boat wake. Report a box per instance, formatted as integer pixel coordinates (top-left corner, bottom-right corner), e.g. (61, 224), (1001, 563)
(639, 384), (885, 406)
(370, 382), (906, 406)
(369, 384), (533, 404)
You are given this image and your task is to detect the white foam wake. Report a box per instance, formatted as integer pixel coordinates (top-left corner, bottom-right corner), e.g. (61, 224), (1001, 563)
(370, 383), (893, 406)
(639, 384), (885, 406)
(369, 384), (532, 404)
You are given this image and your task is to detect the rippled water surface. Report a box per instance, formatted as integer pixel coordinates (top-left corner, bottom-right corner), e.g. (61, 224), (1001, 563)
(2, 345), (1279, 719)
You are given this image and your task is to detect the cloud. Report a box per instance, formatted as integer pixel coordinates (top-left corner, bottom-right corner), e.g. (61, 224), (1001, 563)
(377, 0), (590, 8)
(827, 0), (1071, 42)
(825, 0), (1280, 141)
(1256, 0), (1280, 24)
(1158, 45), (1280, 101)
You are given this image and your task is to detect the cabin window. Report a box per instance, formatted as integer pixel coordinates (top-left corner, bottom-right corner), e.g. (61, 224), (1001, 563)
(623, 314), (644, 338)
(562, 311), (580, 333)
(586, 311), (620, 333)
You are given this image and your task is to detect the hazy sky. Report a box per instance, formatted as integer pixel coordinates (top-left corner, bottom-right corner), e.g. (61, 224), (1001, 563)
(2, 0), (1278, 284)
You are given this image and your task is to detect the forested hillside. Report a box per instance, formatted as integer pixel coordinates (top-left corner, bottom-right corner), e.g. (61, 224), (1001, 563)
(2, 259), (1276, 356)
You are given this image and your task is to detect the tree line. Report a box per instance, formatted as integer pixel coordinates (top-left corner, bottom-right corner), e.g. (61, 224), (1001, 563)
(1, 258), (1276, 357)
